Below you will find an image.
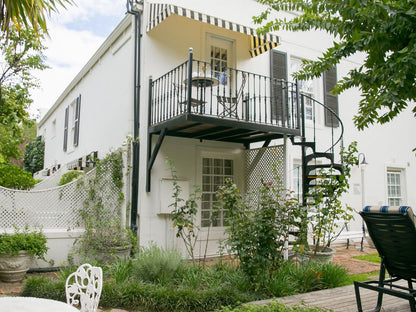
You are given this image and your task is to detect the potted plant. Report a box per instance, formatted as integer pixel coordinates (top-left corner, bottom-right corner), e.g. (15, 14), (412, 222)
(0, 227), (48, 282)
(73, 150), (137, 264)
(297, 142), (357, 263)
(76, 223), (135, 263)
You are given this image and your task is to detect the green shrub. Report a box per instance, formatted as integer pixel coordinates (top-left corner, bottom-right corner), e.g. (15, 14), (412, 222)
(177, 262), (251, 294)
(216, 176), (302, 283)
(131, 244), (184, 284)
(21, 257), (347, 312)
(58, 170), (84, 186)
(22, 276), (65, 301)
(318, 263), (349, 288)
(0, 227), (48, 260)
(0, 163), (36, 189)
(107, 258), (133, 284)
(271, 261), (349, 295)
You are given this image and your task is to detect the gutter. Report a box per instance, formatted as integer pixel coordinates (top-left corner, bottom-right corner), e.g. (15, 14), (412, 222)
(127, 0), (143, 237)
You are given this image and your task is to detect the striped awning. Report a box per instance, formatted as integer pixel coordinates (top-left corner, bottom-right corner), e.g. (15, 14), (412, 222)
(147, 3), (279, 58)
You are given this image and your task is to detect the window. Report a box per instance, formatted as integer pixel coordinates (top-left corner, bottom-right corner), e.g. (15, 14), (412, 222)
(207, 35), (234, 86)
(201, 158), (234, 227)
(73, 95), (81, 146)
(211, 46), (228, 85)
(387, 170), (403, 205)
(52, 119), (56, 138)
(63, 94), (81, 152)
(290, 57), (315, 121)
(63, 107), (69, 152)
(292, 161), (302, 202)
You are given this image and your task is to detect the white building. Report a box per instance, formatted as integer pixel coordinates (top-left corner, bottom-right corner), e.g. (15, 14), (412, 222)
(37, 0), (416, 258)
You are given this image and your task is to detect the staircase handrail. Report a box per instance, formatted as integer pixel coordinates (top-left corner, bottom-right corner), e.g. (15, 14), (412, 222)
(300, 93), (344, 154)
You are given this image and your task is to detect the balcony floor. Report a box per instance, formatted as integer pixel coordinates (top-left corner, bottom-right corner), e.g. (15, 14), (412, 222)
(148, 113), (301, 146)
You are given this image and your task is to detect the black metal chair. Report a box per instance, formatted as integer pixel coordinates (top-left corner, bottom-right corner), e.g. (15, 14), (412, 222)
(354, 205), (416, 312)
(217, 73), (246, 119)
(173, 83), (205, 114)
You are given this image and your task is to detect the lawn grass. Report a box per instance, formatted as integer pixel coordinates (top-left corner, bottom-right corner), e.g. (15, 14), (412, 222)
(347, 253), (381, 284)
(347, 271), (380, 284)
(352, 253), (381, 263)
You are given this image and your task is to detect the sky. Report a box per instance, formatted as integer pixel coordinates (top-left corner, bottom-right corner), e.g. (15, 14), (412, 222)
(30, 0), (128, 119)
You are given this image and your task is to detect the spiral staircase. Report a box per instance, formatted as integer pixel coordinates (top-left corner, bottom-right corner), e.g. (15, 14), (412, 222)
(291, 94), (345, 207)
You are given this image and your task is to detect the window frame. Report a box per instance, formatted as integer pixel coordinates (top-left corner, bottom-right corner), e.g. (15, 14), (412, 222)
(386, 168), (405, 206)
(198, 148), (241, 230)
(63, 106), (69, 152)
(291, 159), (303, 203)
(201, 157), (234, 228)
(289, 57), (317, 122)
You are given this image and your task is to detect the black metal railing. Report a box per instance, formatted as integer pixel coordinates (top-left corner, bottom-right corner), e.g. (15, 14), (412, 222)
(149, 49), (301, 130)
(300, 93), (344, 163)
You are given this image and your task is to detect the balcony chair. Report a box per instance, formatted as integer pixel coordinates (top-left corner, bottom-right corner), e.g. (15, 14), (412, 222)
(173, 82), (205, 114)
(217, 73), (247, 119)
(354, 206), (416, 312)
(66, 263), (103, 312)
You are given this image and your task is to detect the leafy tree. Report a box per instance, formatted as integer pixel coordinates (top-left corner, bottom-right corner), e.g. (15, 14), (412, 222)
(23, 135), (44, 174)
(0, 26), (47, 161)
(0, 0), (73, 37)
(254, 0), (416, 130)
(0, 163), (36, 189)
(10, 120), (37, 168)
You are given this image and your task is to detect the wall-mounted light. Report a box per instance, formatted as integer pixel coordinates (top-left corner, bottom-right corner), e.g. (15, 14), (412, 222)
(357, 153), (368, 168)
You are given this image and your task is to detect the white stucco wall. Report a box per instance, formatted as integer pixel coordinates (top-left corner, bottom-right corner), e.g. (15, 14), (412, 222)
(38, 16), (135, 169)
(35, 0), (416, 257)
(138, 136), (245, 256)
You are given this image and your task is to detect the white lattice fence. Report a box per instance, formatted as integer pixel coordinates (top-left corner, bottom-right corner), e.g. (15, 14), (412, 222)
(0, 164), (122, 231)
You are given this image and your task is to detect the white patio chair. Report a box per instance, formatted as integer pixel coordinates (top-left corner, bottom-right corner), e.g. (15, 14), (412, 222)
(65, 263), (103, 312)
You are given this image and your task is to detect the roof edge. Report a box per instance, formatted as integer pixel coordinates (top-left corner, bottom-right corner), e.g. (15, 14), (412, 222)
(38, 14), (133, 128)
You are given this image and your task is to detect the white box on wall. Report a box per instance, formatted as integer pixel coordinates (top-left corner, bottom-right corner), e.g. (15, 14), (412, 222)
(159, 178), (190, 214)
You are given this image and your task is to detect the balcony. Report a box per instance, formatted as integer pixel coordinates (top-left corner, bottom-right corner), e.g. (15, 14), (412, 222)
(148, 50), (301, 146)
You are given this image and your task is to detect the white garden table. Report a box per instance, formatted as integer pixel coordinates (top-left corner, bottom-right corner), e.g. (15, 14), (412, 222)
(0, 296), (79, 312)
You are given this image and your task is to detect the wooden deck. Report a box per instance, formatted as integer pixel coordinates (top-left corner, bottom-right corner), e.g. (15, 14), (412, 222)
(250, 282), (412, 312)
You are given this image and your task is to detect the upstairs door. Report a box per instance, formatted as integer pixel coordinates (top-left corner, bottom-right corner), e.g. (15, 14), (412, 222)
(206, 35), (234, 90)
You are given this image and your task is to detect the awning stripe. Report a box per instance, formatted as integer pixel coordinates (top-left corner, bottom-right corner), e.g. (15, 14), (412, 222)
(147, 3), (279, 57)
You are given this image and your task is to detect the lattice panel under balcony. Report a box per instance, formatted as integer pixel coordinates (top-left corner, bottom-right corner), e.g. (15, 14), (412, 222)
(244, 145), (285, 195)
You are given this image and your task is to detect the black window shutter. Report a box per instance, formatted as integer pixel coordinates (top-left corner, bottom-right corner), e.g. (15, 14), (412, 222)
(323, 67), (339, 127)
(74, 95), (81, 146)
(63, 106), (69, 152)
(270, 50), (288, 124)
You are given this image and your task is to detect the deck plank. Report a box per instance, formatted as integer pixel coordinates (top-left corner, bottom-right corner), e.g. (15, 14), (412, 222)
(249, 283), (412, 312)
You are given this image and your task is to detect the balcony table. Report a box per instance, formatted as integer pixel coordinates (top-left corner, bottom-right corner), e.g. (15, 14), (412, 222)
(0, 296), (79, 312)
(183, 75), (219, 113)
(186, 75), (219, 88)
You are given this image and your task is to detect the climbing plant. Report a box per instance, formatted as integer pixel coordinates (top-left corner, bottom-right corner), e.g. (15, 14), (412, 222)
(167, 159), (202, 263)
(305, 141), (358, 254)
(74, 149), (136, 263)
